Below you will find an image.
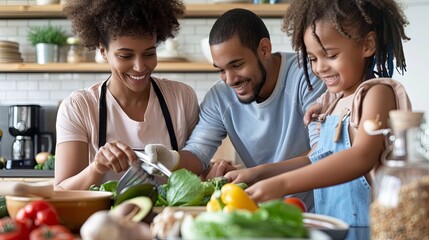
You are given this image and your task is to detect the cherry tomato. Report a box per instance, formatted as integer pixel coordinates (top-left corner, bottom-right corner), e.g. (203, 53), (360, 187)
(283, 197), (307, 212)
(30, 225), (74, 240)
(0, 217), (29, 240)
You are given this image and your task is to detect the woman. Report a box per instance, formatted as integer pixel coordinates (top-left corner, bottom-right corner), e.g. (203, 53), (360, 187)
(55, 0), (199, 190)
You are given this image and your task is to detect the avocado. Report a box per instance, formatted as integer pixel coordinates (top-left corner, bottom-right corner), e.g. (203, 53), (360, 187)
(110, 196), (154, 223)
(115, 183), (158, 207)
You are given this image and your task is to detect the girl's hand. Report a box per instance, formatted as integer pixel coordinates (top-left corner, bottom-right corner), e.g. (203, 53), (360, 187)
(92, 141), (137, 174)
(245, 177), (287, 203)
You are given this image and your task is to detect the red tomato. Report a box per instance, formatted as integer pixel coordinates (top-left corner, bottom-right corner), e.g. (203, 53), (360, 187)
(15, 200), (59, 230)
(29, 225), (74, 240)
(23, 201), (56, 220)
(284, 197), (307, 212)
(0, 217), (29, 240)
(35, 208), (59, 226)
(15, 208), (35, 231)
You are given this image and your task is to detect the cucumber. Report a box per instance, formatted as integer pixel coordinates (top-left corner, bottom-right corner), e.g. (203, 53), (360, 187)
(0, 196), (9, 218)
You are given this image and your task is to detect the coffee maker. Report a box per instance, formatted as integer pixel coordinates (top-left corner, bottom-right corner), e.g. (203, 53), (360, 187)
(7, 104), (53, 169)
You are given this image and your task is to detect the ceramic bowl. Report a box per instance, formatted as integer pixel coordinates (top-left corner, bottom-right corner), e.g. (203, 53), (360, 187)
(6, 190), (112, 232)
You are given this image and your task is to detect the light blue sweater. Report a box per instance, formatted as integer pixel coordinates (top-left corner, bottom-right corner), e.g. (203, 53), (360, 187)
(183, 52), (326, 169)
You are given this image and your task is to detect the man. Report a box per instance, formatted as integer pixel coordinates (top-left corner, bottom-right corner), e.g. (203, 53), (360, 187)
(145, 8), (326, 210)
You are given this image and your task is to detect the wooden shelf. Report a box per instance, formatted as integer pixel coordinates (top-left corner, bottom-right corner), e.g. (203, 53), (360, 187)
(185, 3), (288, 18)
(0, 3), (289, 19)
(0, 62), (217, 73)
(0, 5), (64, 18)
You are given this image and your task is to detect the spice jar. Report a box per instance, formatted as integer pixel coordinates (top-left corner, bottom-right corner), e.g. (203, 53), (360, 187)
(370, 110), (429, 240)
(66, 37), (84, 63)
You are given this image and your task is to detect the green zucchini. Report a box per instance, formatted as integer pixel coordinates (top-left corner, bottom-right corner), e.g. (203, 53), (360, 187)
(0, 196), (9, 218)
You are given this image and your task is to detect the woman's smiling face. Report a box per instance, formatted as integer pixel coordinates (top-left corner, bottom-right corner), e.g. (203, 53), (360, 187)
(304, 20), (374, 96)
(101, 35), (158, 93)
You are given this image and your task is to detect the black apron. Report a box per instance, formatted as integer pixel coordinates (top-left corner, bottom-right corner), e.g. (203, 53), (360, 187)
(98, 78), (178, 151)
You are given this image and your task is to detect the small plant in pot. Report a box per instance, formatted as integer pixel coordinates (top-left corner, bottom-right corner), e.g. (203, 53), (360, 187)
(27, 25), (67, 64)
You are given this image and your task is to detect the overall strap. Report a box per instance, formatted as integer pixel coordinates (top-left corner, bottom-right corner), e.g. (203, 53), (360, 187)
(151, 78), (178, 151)
(317, 92), (344, 123)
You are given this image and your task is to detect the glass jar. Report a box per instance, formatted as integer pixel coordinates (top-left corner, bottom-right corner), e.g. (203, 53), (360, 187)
(370, 111), (429, 240)
(66, 37), (84, 63)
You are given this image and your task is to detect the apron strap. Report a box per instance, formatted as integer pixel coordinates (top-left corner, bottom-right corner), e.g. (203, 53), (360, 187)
(98, 79), (108, 148)
(151, 78), (178, 151)
(98, 78), (178, 151)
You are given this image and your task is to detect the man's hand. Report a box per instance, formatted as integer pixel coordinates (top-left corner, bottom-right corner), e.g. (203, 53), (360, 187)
(200, 160), (237, 180)
(144, 144), (180, 172)
(303, 102), (322, 127)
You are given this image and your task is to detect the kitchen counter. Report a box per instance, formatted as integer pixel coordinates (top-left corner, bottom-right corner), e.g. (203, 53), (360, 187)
(0, 169), (54, 178)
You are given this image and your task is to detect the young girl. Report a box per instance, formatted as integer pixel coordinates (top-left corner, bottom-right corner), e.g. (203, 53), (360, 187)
(225, 0), (411, 227)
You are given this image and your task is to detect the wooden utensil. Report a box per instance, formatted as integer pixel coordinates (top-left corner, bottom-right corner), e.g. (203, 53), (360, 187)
(0, 180), (54, 198)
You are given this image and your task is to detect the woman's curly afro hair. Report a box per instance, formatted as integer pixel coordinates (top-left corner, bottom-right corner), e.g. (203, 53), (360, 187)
(63, 0), (185, 50)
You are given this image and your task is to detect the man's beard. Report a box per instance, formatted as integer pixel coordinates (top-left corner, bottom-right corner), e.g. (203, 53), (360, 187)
(238, 58), (267, 104)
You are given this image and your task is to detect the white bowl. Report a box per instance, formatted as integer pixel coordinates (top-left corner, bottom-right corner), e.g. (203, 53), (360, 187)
(200, 37), (213, 64)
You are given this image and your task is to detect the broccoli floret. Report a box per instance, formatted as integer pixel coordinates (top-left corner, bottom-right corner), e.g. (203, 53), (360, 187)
(207, 176), (229, 190)
(201, 181), (215, 196)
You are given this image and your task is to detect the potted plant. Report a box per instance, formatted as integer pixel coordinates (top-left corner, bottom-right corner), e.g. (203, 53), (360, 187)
(27, 25), (67, 64)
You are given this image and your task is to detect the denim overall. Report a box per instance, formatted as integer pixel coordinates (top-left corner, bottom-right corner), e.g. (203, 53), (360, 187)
(309, 113), (371, 227)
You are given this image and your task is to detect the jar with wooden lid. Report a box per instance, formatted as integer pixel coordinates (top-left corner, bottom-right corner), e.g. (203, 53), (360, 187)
(66, 37), (84, 63)
(368, 110), (429, 240)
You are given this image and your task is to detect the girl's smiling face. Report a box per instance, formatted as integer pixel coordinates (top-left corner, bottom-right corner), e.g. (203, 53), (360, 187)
(304, 20), (375, 96)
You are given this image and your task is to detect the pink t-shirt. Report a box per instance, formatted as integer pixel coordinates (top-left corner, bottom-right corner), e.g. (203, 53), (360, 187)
(56, 77), (199, 181)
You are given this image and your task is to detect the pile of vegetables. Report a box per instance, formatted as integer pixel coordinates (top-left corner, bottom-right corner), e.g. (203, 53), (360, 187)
(181, 199), (308, 239)
(156, 169), (246, 207)
(90, 169), (247, 207)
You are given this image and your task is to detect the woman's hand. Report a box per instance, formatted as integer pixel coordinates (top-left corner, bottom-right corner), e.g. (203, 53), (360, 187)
(92, 141), (137, 174)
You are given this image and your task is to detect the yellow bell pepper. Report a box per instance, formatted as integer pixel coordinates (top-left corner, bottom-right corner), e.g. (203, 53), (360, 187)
(206, 183), (258, 212)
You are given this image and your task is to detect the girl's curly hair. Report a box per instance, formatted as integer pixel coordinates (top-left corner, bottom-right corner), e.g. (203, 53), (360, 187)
(63, 0), (185, 50)
(282, 0), (410, 89)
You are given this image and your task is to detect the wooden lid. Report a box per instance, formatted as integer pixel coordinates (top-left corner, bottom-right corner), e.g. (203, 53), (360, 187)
(389, 110), (424, 131)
